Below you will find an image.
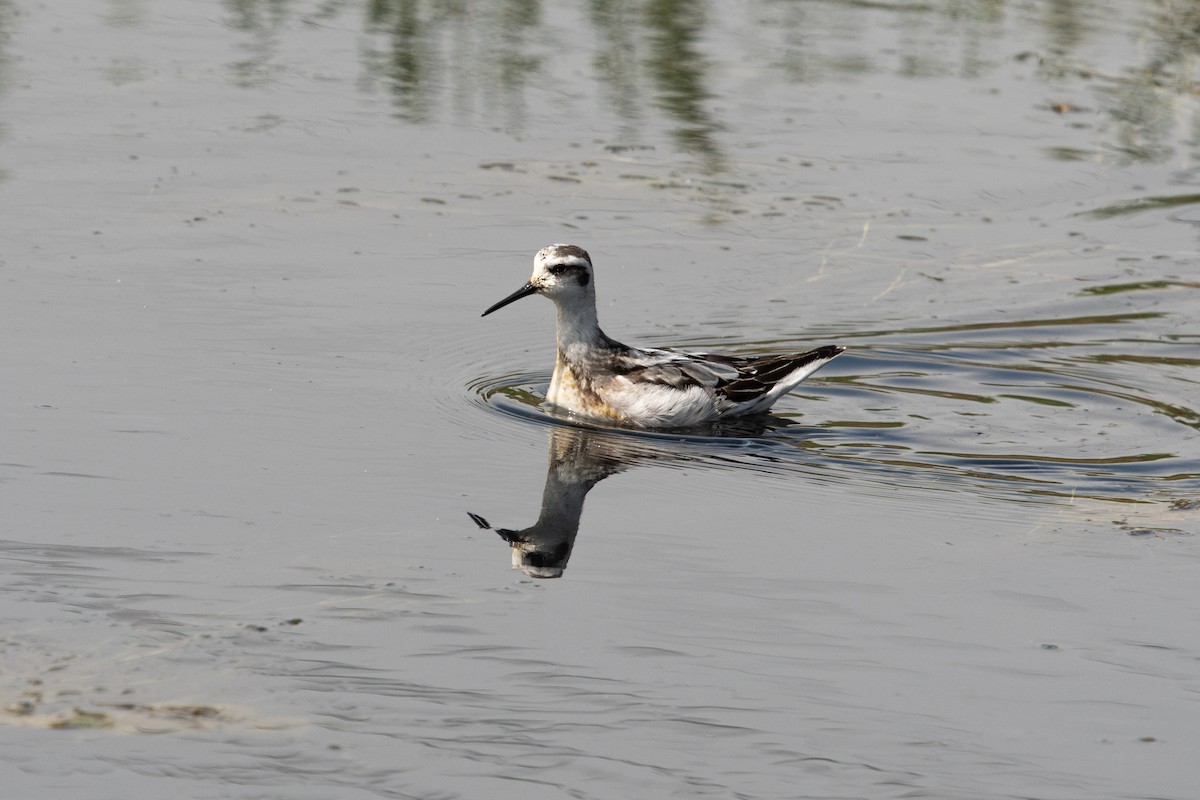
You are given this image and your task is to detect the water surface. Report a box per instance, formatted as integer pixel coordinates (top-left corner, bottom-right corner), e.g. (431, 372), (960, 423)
(2, 1), (1198, 798)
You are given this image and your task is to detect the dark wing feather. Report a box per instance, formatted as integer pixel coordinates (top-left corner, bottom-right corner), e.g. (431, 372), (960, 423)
(610, 345), (842, 402)
(716, 345), (844, 403)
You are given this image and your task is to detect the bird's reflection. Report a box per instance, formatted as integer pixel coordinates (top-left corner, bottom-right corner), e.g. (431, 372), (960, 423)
(469, 417), (778, 578)
(468, 426), (633, 579)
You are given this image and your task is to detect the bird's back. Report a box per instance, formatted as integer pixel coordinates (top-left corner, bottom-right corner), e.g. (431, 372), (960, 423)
(551, 343), (843, 427)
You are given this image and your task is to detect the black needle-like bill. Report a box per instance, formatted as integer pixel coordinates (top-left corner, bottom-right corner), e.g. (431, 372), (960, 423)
(481, 282), (539, 317)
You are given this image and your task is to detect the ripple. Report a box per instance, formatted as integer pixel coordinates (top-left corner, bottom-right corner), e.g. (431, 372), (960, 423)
(468, 369), (817, 455)
(464, 312), (1200, 508)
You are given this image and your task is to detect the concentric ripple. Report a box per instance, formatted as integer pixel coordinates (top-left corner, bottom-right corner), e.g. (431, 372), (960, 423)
(467, 303), (1200, 507)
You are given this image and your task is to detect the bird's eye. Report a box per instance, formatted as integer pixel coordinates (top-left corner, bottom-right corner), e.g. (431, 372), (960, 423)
(547, 264), (568, 275)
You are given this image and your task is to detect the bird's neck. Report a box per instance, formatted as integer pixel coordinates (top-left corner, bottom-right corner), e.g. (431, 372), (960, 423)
(553, 296), (608, 351)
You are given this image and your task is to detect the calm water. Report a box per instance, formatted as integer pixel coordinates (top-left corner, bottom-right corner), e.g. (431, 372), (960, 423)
(2, 0), (1198, 798)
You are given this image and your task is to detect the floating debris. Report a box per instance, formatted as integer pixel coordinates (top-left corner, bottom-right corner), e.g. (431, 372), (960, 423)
(50, 709), (115, 730)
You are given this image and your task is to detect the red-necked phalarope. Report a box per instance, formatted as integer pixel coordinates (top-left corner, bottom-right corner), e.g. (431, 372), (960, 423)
(482, 244), (845, 428)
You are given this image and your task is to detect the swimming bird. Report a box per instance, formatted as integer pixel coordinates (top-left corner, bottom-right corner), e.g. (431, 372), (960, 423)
(481, 244), (844, 428)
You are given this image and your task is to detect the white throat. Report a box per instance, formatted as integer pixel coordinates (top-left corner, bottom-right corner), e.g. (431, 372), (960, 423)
(551, 292), (606, 350)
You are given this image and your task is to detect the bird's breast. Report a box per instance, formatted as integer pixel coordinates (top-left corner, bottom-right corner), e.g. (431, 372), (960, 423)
(549, 354), (624, 421)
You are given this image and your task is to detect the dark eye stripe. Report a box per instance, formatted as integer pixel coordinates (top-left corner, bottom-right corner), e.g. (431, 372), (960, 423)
(545, 263), (590, 285)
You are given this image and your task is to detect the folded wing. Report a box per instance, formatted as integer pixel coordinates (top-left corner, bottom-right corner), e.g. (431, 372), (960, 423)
(714, 345), (844, 403)
(615, 345), (842, 403)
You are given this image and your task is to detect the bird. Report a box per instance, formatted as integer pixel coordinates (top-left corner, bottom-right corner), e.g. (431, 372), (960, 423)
(481, 244), (844, 428)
